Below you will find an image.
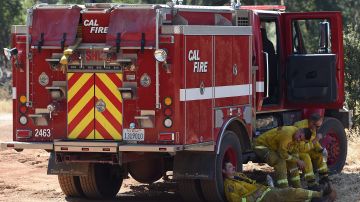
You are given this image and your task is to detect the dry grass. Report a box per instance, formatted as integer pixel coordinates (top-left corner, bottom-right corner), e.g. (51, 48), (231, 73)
(0, 86), (11, 100)
(331, 133), (360, 202)
(0, 99), (12, 113)
(244, 131), (360, 201)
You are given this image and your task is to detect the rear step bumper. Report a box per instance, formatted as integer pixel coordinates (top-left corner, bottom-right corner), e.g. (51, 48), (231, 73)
(1, 141), (215, 153)
(0, 141), (53, 151)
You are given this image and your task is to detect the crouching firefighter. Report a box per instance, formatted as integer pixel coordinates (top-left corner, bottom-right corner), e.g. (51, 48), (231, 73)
(294, 113), (329, 189)
(253, 126), (312, 188)
(223, 162), (334, 202)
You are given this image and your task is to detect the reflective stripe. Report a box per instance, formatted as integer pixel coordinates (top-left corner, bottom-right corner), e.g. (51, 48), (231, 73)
(318, 165), (327, 172)
(290, 176), (301, 181)
(277, 179), (288, 185)
(289, 168), (298, 174)
(307, 190), (313, 199)
(256, 188), (271, 202)
(242, 198), (247, 202)
(255, 146), (268, 149)
(304, 172), (315, 178)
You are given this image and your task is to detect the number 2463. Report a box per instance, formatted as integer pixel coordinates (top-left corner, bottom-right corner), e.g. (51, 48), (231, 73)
(34, 129), (51, 138)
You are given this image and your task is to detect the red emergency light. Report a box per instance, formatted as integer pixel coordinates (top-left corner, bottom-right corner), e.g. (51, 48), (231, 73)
(158, 133), (175, 142)
(16, 130), (32, 138)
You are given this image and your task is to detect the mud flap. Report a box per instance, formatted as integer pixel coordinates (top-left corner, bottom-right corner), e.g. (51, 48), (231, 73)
(47, 152), (88, 176)
(174, 151), (215, 180)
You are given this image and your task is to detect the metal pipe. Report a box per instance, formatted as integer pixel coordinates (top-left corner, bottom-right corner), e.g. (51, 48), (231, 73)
(26, 8), (32, 104)
(263, 52), (269, 98)
(155, 9), (160, 109)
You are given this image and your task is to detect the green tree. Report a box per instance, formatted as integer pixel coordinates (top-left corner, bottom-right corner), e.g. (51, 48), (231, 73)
(0, 1), (24, 50)
(344, 24), (360, 126)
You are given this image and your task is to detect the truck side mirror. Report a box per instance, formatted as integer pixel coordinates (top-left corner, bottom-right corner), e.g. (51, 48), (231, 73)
(318, 21), (331, 53)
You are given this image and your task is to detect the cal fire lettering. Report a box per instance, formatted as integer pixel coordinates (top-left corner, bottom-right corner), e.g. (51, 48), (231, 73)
(188, 50), (208, 73)
(83, 19), (108, 34)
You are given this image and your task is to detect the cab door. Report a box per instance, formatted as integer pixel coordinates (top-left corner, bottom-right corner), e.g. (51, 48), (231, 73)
(254, 13), (281, 112)
(282, 12), (344, 109)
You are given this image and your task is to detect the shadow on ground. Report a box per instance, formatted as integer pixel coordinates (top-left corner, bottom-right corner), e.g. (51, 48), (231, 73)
(64, 180), (182, 202)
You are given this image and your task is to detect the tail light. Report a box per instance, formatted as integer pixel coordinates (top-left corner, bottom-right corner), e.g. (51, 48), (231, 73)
(164, 107), (172, 116)
(164, 97), (172, 106)
(159, 133), (175, 142)
(163, 118), (173, 128)
(16, 130), (32, 138)
(163, 97), (173, 128)
(19, 116), (28, 125)
(19, 105), (27, 114)
(19, 95), (27, 104)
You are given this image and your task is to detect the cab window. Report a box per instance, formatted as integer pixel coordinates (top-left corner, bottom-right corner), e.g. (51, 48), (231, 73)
(292, 19), (331, 54)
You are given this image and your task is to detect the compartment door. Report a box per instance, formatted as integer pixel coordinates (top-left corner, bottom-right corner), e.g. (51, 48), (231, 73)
(283, 12), (344, 108)
(94, 73), (123, 140)
(67, 73), (95, 139)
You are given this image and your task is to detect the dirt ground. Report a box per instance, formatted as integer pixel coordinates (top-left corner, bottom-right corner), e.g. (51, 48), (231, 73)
(1, 114), (360, 202)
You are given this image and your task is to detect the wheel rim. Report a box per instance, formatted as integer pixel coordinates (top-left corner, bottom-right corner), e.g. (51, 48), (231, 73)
(224, 146), (237, 169)
(321, 130), (341, 166)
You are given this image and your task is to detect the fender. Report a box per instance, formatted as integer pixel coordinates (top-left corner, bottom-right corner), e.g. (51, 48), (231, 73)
(216, 117), (249, 155)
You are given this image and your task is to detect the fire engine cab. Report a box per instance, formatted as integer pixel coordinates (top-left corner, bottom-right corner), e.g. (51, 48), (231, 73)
(1, 1), (351, 201)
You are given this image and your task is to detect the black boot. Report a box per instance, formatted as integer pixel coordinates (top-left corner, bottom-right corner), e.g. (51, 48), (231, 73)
(319, 174), (330, 185)
(321, 180), (332, 196)
(311, 181), (336, 202)
(308, 179), (322, 192)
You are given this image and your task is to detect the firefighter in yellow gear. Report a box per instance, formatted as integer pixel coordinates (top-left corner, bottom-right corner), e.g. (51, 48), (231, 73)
(254, 126), (312, 188)
(294, 113), (329, 189)
(222, 162), (332, 202)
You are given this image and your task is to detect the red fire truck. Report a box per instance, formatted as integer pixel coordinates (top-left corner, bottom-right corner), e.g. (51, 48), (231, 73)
(1, 2), (351, 201)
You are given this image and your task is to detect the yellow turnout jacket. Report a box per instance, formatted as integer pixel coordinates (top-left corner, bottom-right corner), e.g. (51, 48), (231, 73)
(294, 119), (323, 153)
(224, 172), (271, 202)
(254, 126), (300, 162)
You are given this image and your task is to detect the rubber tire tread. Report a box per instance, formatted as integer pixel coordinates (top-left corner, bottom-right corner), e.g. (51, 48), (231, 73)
(200, 131), (242, 202)
(319, 117), (347, 174)
(58, 175), (83, 197)
(79, 164), (102, 199)
(178, 179), (205, 202)
(128, 158), (164, 184)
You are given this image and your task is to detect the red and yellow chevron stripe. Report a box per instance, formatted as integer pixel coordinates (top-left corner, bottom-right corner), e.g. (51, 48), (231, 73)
(67, 72), (123, 140)
(94, 73), (123, 140)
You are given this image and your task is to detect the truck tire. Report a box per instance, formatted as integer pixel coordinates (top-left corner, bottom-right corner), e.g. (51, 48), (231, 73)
(178, 179), (205, 202)
(128, 158), (164, 184)
(80, 164), (123, 199)
(200, 131), (243, 202)
(58, 175), (83, 197)
(319, 117), (347, 173)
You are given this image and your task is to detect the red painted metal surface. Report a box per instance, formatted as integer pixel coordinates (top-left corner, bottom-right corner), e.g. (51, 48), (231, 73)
(282, 12), (344, 109)
(178, 11), (232, 25)
(241, 5), (286, 11)
(184, 36), (213, 144)
(106, 9), (157, 47)
(82, 10), (110, 43)
(10, 5), (344, 153)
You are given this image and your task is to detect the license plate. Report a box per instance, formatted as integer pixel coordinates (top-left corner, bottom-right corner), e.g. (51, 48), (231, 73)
(123, 129), (145, 141)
